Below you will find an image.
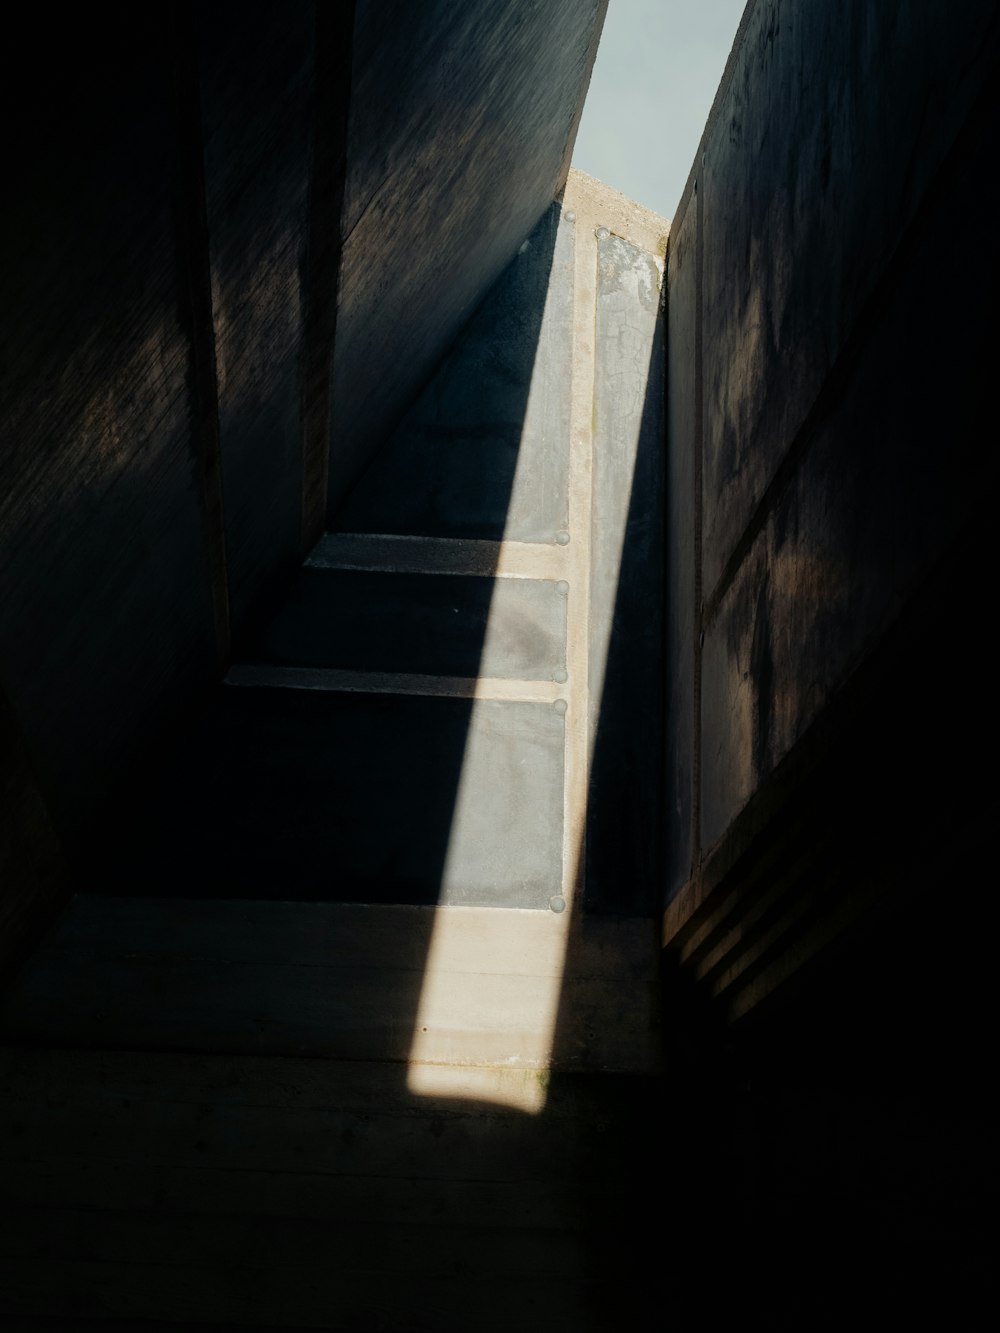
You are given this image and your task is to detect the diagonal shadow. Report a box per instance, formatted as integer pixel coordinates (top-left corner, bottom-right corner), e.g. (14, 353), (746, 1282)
(545, 231), (667, 1325)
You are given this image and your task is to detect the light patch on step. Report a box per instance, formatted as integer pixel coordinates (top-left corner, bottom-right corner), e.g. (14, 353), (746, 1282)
(407, 1059), (552, 1115)
(406, 907), (571, 1113)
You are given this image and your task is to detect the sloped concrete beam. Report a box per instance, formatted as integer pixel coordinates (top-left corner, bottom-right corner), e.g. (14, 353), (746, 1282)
(328, 0), (608, 516)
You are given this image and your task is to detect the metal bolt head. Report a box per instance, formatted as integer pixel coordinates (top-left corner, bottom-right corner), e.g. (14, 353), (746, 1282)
(549, 896), (566, 914)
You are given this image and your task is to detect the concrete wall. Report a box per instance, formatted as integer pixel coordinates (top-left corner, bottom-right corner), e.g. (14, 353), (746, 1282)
(0, 4), (348, 974)
(665, 0), (1000, 907)
(661, 9), (1000, 1314)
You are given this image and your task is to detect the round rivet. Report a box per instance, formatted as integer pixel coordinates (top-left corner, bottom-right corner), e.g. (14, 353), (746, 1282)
(553, 668), (568, 684)
(553, 698), (568, 715)
(549, 896), (566, 914)
(556, 580), (569, 595)
(564, 210), (576, 222)
(556, 531), (570, 546)
(595, 226), (609, 240)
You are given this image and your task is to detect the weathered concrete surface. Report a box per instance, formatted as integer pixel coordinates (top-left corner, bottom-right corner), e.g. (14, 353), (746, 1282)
(697, 0), (1000, 598)
(666, 0), (1000, 888)
(335, 202), (576, 541)
(328, 0), (607, 516)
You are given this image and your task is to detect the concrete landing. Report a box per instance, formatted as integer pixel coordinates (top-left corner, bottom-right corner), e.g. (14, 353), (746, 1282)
(0, 893), (663, 1331)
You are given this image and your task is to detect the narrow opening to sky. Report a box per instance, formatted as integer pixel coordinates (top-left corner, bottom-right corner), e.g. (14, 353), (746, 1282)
(573, 0), (748, 219)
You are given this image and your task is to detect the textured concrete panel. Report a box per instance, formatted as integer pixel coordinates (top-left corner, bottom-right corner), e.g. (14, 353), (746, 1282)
(700, 0), (1000, 597)
(700, 95), (999, 850)
(335, 203), (575, 541)
(438, 698), (565, 907)
(0, 14), (218, 838)
(197, 3), (313, 628)
(254, 570), (568, 681)
(328, 0), (605, 514)
(587, 233), (664, 914)
(111, 689), (564, 909)
(664, 202), (698, 900)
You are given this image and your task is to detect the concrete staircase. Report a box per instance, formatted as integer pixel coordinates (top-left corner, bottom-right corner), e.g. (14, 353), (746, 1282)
(0, 172), (668, 1330)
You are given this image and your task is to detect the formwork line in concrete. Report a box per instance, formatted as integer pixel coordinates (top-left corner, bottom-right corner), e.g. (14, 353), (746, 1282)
(225, 663), (565, 704)
(306, 532), (570, 580)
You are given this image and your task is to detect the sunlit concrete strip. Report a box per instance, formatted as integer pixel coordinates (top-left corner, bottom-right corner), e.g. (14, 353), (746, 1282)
(307, 532), (570, 581)
(406, 904), (576, 1115)
(225, 663), (563, 703)
(407, 170), (667, 1111)
(576, 170), (667, 756)
(560, 171), (600, 913)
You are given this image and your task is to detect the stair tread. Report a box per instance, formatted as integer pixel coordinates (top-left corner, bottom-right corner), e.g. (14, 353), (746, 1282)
(245, 566), (567, 682)
(104, 686), (566, 908)
(0, 895), (660, 1072)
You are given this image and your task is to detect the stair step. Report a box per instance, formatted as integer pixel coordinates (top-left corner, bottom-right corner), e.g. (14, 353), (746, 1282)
(247, 567), (567, 682)
(105, 686), (566, 906)
(0, 895), (660, 1073)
